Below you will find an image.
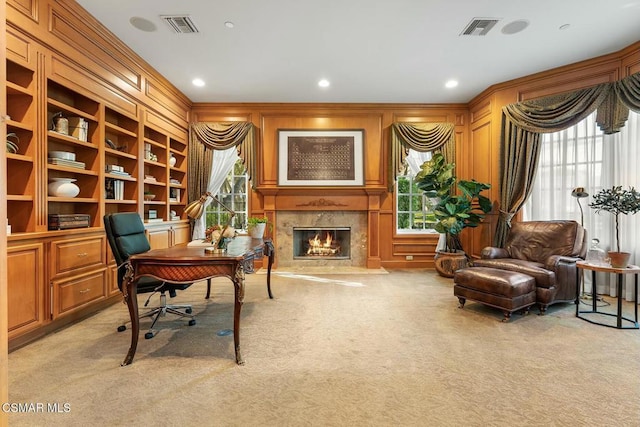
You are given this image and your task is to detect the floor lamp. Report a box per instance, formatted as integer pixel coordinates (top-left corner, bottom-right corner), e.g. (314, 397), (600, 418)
(571, 187), (607, 305)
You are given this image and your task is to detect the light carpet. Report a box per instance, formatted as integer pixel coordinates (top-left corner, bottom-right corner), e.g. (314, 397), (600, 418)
(7, 269), (640, 426)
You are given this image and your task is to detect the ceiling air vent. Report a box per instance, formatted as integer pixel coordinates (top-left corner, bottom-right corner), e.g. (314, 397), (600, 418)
(161, 15), (200, 34)
(460, 18), (500, 36)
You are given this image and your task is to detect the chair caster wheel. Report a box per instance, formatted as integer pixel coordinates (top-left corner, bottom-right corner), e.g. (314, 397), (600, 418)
(186, 308), (192, 314)
(188, 319), (196, 326)
(117, 325), (126, 332)
(144, 332), (154, 339)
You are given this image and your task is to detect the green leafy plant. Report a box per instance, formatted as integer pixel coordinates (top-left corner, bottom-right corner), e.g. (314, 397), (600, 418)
(414, 153), (492, 253)
(588, 186), (640, 252)
(247, 216), (269, 226)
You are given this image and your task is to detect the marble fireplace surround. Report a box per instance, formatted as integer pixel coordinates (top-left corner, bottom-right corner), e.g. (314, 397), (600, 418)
(276, 211), (367, 268)
(261, 190), (383, 269)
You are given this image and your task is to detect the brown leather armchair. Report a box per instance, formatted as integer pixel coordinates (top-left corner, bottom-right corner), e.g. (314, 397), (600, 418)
(473, 220), (587, 313)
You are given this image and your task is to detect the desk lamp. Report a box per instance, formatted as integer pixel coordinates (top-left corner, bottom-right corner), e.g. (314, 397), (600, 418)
(185, 192), (236, 253)
(571, 187), (589, 226)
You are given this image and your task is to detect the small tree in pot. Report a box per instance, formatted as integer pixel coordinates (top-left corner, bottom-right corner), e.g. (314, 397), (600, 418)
(414, 153), (492, 276)
(588, 186), (640, 267)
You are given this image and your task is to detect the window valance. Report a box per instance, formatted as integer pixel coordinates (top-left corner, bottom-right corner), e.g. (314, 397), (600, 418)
(389, 122), (455, 190)
(188, 122), (255, 204)
(495, 72), (640, 247)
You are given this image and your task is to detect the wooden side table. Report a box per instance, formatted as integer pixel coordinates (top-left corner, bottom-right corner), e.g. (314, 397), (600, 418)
(576, 261), (639, 329)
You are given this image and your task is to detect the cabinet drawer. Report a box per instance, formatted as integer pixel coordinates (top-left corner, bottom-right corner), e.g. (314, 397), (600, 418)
(51, 236), (105, 276)
(53, 269), (107, 317)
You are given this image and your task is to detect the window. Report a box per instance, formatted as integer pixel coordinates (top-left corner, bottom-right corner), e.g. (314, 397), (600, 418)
(396, 150), (437, 233)
(204, 159), (248, 230)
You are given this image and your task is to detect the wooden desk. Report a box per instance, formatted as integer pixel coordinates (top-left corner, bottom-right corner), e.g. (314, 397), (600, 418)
(121, 237), (274, 365)
(576, 261), (639, 329)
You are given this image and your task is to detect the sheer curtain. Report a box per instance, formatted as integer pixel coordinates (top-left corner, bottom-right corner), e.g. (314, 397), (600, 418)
(523, 111), (639, 300)
(192, 147), (239, 240)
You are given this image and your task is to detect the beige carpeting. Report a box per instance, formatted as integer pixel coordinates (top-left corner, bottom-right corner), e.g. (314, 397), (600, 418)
(7, 269), (640, 426)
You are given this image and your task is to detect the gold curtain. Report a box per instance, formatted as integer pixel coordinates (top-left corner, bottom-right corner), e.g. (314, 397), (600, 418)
(188, 122), (255, 204)
(494, 72), (640, 247)
(389, 122), (455, 191)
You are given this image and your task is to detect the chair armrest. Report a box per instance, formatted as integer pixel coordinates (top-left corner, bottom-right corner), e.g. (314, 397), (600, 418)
(481, 247), (510, 259)
(545, 255), (581, 271)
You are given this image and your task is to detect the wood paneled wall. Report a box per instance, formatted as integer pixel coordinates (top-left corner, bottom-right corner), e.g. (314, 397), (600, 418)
(192, 104), (467, 268)
(193, 41), (640, 268)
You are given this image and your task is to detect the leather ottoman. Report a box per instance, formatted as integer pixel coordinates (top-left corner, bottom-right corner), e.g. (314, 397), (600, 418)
(453, 267), (537, 322)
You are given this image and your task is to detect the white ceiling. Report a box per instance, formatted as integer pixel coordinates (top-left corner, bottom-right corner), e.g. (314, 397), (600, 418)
(75, 0), (640, 104)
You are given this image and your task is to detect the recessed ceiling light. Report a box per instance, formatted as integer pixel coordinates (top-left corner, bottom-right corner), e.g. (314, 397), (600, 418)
(445, 80), (458, 89)
(129, 17), (157, 32)
(192, 78), (205, 87)
(318, 79), (330, 88)
(224, 21), (235, 28)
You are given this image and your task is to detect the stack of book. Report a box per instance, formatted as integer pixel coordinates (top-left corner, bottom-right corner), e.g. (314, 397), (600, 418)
(106, 164), (130, 177)
(48, 158), (86, 169)
(105, 178), (125, 200)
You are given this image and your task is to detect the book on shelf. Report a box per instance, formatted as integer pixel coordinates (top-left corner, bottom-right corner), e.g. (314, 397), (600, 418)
(146, 218), (164, 223)
(68, 117), (88, 142)
(105, 178), (125, 200)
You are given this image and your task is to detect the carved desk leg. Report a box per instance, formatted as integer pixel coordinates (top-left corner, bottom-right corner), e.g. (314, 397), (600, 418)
(121, 263), (139, 366)
(265, 240), (275, 299)
(233, 263), (246, 365)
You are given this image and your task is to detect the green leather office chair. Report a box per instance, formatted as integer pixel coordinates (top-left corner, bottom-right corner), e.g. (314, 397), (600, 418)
(104, 212), (196, 339)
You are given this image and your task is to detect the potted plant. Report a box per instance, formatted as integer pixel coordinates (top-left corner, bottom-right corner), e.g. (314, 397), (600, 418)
(247, 216), (269, 239)
(414, 153), (492, 277)
(588, 186), (640, 268)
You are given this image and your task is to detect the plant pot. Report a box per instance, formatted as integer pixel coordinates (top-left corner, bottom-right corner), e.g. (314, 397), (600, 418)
(48, 178), (80, 198)
(248, 222), (267, 239)
(434, 250), (468, 278)
(608, 251), (631, 268)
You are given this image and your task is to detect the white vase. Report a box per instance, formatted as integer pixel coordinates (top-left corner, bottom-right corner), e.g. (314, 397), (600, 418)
(48, 178), (80, 198)
(169, 154), (177, 167)
(248, 222), (267, 239)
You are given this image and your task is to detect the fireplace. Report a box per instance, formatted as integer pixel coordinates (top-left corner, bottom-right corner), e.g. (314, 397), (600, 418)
(293, 227), (350, 260)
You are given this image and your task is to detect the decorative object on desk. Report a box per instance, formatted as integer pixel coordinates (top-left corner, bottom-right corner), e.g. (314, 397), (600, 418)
(588, 186), (640, 268)
(247, 216), (268, 239)
(6, 132), (19, 154)
(414, 152), (492, 277)
(169, 153), (177, 167)
(48, 178), (80, 198)
(186, 192), (236, 253)
(51, 112), (69, 135)
(571, 187), (589, 225)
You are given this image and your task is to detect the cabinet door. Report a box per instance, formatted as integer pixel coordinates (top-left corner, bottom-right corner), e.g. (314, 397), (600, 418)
(147, 228), (170, 249)
(171, 223), (190, 246)
(7, 243), (46, 338)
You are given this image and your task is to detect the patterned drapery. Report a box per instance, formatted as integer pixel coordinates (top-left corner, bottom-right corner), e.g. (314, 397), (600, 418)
(188, 122), (255, 204)
(495, 72), (640, 246)
(390, 122), (455, 190)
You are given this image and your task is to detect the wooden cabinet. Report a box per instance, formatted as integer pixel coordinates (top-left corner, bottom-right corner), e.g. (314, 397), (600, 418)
(7, 243), (45, 340)
(146, 222), (191, 249)
(4, 20), (191, 347)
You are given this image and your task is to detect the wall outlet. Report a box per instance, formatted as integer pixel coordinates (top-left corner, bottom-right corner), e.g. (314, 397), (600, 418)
(405, 255), (413, 260)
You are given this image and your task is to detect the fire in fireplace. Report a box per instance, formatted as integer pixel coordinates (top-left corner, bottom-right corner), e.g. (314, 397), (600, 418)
(293, 227), (350, 259)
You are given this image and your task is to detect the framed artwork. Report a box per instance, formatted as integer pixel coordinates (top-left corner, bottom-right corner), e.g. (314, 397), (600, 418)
(277, 129), (364, 186)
